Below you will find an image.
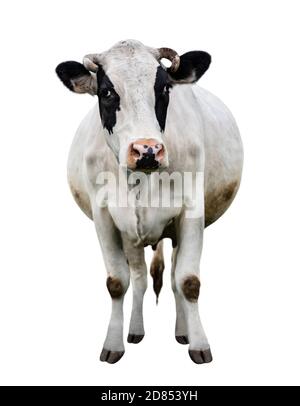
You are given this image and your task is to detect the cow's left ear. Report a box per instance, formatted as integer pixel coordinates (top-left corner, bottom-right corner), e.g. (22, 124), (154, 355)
(56, 61), (97, 95)
(168, 51), (211, 84)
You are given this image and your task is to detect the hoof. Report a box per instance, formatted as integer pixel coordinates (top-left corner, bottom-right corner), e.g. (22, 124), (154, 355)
(100, 349), (125, 364)
(176, 335), (189, 345)
(188, 348), (213, 364)
(127, 334), (144, 344)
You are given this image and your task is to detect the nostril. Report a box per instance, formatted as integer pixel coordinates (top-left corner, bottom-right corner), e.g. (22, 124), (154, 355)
(156, 145), (164, 160)
(132, 148), (140, 158)
(129, 144), (141, 159)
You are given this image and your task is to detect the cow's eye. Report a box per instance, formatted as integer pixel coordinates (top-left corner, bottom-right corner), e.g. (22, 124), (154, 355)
(101, 89), (113, 99)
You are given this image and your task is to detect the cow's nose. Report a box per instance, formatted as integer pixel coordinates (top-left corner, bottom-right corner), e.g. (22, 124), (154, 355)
(128, 138), (165, 170)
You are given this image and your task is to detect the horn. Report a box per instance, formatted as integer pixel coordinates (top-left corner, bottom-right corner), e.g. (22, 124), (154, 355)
(157, 47), (180, 72)
(83, 54), (102, 72)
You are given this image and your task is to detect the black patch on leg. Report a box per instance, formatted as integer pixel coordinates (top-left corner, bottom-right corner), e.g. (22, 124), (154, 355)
(182, 275), (200, 302)
(96, 66), (120, 134)
(106, 276), (123, 299)
(154, 66), (172, 131)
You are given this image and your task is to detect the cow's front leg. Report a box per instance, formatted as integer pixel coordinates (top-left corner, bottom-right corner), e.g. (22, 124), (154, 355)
(93, 208), (130, 364)
(174, 212), (212, 364)
(171, 247), (189, 344)
(123, 239), (147, 343)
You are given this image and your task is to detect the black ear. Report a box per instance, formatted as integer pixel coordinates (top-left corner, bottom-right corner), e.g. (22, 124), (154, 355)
(168, 51), (211, 83)
(55, 61), (97, 95)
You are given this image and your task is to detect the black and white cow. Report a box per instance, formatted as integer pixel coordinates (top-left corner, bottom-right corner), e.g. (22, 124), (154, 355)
(56, 39), (243, 364)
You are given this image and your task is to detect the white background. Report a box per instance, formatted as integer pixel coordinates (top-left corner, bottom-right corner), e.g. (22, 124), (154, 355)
(0, 0), (299, 386)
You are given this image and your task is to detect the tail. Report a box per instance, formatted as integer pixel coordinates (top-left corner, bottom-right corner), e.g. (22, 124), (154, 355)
(150, 240), (165, 304)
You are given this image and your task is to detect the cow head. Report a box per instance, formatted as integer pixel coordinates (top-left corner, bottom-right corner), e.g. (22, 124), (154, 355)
(56, 40), (211, 171)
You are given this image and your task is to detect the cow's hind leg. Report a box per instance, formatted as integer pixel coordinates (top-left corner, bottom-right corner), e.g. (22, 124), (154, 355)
(171, 247), (189, 344)
(123, 240), (147, 343)
(174, 212), (212, 364)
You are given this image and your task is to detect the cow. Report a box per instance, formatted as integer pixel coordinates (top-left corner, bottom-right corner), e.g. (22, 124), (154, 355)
(56, 39), (243, 364)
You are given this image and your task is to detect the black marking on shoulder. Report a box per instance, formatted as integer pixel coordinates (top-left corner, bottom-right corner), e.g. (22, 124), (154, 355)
(55, 61), (90, 91)
(96, 66), (120, 134)
(154, 66), (172, 132)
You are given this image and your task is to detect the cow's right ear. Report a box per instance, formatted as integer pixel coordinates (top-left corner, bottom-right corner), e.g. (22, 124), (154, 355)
(55, 61), (97, 95)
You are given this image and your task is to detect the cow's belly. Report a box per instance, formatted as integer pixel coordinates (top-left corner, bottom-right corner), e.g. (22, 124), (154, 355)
(108, 206), (181, 246)
(198, 87), (243, 226)
(68, 148), (243, 231)
(204, 179), (240, 227)
(68, 177), (241, 230)
(203, 128), (243, 226)
(68, 178), (241, 231)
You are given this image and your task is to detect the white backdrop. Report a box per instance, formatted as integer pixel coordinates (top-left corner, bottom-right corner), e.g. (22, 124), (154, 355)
(0, 0), (299, 385)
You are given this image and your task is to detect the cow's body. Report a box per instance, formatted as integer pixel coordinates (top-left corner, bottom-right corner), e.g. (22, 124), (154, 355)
(57, 40), (243, 364)
(68, 85), (242, 234)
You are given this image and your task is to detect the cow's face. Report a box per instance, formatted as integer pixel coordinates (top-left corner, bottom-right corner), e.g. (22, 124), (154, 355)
(56, 40), (211, 171)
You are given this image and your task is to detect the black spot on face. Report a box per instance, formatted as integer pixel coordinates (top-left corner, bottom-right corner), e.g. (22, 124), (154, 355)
(96, 66), (120, 134)
(154, 66), (172, 131)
